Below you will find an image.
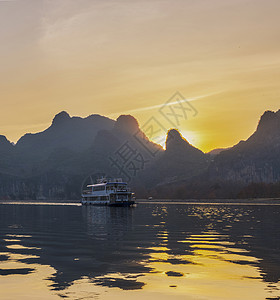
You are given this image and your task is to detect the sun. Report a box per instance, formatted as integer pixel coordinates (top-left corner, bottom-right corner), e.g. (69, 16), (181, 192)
(180, 130), (200, 147)
(150, 130), (201, 150)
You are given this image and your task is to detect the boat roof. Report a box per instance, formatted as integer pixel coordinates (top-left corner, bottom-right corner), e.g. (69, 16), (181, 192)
(87, 182), (127, 187)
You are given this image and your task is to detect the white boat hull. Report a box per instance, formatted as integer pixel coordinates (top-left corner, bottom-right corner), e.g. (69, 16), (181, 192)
(81, 198), (134, 206)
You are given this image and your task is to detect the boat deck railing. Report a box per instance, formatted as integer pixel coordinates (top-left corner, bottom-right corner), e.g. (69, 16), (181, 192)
(82, 190), (92, 195)
(82, 188), (131, 194)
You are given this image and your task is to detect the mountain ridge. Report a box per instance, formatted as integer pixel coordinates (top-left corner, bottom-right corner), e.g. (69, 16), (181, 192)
(0, 109), (279, 200)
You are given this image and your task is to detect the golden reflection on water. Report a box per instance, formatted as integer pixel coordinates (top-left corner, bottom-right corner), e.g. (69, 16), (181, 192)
(0, 256), (57, 299)
(0, 234), (56, 299)
(1, 204), (280, 300)
(66, 230), (280, 300)
(119, 231), (279, 300)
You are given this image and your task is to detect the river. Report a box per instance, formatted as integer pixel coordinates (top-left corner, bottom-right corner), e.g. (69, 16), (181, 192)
(0, 202), (279, 300)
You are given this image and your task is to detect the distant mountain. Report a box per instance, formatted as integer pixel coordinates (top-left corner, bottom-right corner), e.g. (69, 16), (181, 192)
(0, 113), (163, 199)
(16, 111), (115, 161)
(0, 109), (279, 200)
(0, 135), (17, 176)
(137, 129), (209, 192)
(158, 110), (280, 199)
(207, 147), (231, 156)
(93, 114), (162, 155)
(209, 110), (280, 184)
(0, 135), (13, 151)
(78, 114), (163, 179)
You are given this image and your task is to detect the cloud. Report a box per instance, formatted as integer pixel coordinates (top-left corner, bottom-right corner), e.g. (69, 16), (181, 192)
(109, 91), (222, 116)
(39, 0), (166, 61)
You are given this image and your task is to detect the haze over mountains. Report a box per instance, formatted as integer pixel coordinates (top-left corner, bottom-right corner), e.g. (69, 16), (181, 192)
(0, 109), (279, 200)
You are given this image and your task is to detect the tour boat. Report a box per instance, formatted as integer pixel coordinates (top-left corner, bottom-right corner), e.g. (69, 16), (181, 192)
(81, 178), (135, 206)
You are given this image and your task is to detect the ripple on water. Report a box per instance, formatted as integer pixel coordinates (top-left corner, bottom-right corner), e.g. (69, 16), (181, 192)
(0, 203), (280, 300)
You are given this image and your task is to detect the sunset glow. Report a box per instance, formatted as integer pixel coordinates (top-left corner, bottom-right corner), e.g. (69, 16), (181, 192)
(0, 0), (280, 152)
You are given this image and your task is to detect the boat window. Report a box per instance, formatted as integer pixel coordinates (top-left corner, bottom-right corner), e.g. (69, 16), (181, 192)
(92, 186), (105, 191)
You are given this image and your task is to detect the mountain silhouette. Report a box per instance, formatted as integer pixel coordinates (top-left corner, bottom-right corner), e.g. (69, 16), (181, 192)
(0, 136), (14, 162)
(16, 112), (115, 161)
(154, 109), (280, 199)
(209, 110), (280, 184)
(0, 110), (279, 200)
(136, 129), (209, 192)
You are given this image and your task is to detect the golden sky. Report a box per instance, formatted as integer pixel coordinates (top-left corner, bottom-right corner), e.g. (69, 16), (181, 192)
(0, 0), (279, 152)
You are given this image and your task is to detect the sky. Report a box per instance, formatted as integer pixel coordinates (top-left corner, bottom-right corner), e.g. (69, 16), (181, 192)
(0, 0), (279, 152)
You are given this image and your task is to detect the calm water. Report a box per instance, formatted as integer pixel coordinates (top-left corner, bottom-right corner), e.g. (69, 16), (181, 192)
(0, 202), (280, 300)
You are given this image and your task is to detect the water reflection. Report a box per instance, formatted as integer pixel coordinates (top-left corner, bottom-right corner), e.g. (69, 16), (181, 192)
(0, 203), (280, 299)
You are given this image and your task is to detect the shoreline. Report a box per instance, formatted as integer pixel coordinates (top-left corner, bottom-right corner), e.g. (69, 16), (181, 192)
(0, 198), (280, 205)
(137, 198), (280, 204)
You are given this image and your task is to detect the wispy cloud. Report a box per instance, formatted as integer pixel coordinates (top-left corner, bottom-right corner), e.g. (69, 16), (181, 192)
(109, 91), (222, 117)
